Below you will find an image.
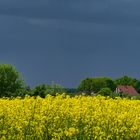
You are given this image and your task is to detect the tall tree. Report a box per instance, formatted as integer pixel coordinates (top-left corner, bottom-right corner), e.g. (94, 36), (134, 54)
(0, 64), (25, 97)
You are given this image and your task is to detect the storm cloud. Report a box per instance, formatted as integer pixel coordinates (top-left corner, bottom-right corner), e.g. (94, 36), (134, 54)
(0, 0), (140, 87)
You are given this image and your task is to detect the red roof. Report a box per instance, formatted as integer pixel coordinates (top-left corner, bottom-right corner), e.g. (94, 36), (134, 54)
(116, 85), (138, 96)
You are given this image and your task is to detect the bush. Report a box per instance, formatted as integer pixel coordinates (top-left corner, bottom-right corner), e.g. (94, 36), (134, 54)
(97, 88), (113, 96)
(32, 84), (47, 98)
(32, 82), (66, 97)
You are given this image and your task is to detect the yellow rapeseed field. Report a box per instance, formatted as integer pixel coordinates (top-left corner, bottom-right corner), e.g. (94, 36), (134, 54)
(0, 94), (140, 140)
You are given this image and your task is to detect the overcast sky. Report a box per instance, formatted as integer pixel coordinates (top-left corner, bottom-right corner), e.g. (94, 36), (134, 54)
(0, 0), (140, 88)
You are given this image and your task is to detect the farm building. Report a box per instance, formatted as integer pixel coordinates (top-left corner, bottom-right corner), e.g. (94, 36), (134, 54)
(115, 85), (138, 96)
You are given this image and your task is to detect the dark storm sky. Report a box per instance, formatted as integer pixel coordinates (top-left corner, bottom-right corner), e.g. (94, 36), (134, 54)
(0, 0), (140, 88)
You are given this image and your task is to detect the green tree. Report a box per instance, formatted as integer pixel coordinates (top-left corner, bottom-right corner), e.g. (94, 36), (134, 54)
(135, 81), (140, 93)
(78, 77), (116, 95)
(115, 76), (137, 86)
(78, 78), (93, 94)
(0, 64), (25, 97)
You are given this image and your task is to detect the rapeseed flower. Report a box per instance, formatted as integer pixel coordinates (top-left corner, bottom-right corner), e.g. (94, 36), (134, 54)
(0, 95), (140, 139)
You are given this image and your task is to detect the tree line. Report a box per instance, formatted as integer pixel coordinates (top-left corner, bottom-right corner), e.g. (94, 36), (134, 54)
(78, 77), (140, 97)
(0, 64), (140, 98)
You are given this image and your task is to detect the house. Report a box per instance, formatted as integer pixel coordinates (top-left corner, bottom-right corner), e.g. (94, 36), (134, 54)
(115, 85), (138, 96)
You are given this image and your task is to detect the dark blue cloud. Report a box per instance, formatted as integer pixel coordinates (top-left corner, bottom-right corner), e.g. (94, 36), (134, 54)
(0, 0), (140, 87)
(1, 0), (140, 25)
